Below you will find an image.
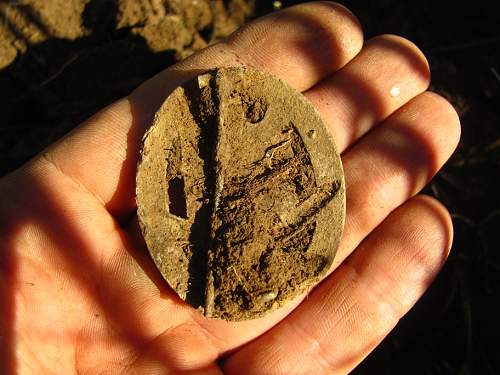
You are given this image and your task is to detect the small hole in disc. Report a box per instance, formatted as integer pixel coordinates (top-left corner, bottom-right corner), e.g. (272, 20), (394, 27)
(168, 176), (188, 219)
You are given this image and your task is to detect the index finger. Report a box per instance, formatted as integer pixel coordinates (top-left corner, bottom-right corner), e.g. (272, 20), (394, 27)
(38, 2), (363, 220)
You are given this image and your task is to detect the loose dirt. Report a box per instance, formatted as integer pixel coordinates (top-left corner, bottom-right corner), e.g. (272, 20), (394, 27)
(136, 67), (345, 320)
(0, 0), (252, 175)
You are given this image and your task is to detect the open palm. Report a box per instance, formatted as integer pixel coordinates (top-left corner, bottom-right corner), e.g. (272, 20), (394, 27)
(0, 3), (460, 374)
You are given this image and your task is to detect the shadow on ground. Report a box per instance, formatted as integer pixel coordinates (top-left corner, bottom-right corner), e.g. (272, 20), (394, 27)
(0, 0), (178, 176)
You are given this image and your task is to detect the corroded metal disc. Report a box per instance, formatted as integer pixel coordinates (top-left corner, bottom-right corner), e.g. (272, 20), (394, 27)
(136, 67), (345, 320)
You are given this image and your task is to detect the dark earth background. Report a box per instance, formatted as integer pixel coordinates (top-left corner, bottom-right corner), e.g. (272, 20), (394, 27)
(1, 1), (499, 374)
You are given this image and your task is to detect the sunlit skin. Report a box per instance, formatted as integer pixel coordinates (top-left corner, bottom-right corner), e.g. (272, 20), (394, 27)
(0, 2), (460, 374)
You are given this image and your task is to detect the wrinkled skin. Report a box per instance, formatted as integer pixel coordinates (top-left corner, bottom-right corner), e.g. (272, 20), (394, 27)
(0, 2), (460, 374)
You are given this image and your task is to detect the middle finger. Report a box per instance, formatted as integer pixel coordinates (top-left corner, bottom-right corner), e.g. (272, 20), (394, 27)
(305, 34), (431, 153)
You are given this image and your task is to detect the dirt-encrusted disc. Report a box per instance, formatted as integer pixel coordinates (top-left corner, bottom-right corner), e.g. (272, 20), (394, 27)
(136, 67), (345, 320)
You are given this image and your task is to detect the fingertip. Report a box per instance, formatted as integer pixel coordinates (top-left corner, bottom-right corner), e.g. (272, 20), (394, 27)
(311, 1), (365, 63)
(421, 91), (462, 150)
(223, 1), (364, 91)
(366, 34), (431, 89)
(407, 194), (454, 259)
(393, 91), (461, 167)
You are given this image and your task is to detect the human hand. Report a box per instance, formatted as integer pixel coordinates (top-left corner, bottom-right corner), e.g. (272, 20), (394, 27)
(0, 2), (460, 374)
